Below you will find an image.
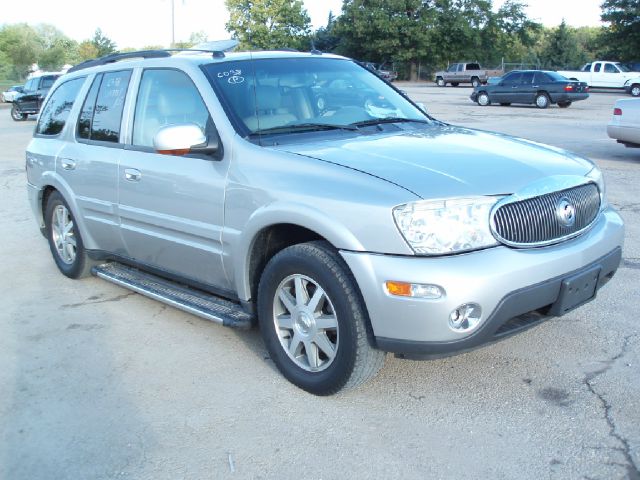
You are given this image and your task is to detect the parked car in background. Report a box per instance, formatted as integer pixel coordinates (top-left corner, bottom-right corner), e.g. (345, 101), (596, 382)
(608, 98), (640, 148)
(11, 72), (61, 121)
(471, 70), (589, 108)
(2, 85), (24, 103)
(361, 62), (398, 81)
(624, 77), (640, 97)
(557, 61), (636, 89)
(434, 62), (503, 87)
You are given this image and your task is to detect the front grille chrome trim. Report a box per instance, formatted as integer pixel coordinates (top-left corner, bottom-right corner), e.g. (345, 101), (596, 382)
(490, 176), (601, 248)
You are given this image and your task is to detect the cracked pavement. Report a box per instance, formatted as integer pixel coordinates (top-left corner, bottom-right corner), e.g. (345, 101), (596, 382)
(0, 87), (639, 479)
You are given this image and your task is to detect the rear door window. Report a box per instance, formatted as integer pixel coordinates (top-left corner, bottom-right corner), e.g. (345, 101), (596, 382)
(520, 72), (535, 84)
(36, 77), (85, 136)
(76, 70), (131, 143)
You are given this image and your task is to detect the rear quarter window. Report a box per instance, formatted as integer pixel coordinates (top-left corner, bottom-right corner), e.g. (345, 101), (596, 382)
(35, 77), (86, 136)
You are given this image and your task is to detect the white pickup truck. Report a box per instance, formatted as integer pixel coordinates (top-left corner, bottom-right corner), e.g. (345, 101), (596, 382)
(558, 61), (637, 89)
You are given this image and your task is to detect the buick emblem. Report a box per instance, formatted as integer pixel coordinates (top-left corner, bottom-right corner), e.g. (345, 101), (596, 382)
(556, 197), (576, 227)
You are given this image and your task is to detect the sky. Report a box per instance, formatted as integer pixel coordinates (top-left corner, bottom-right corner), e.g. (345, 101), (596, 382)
(1, 0), (604, 50)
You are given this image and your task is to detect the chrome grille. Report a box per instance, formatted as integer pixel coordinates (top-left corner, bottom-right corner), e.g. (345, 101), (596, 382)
(492, 183), (600, 246)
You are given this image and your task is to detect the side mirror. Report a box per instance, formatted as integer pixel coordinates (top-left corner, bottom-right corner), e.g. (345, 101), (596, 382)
(153, 124), (221, 159)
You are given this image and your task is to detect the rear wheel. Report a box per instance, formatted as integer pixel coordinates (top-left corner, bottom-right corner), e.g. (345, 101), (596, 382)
(436, 77), (445, 87)
(11, 105), (27, 121)
(258, 241), (385, 395)
(558, 101), (572, 108)
(451, 82), (459, 87)
(630, 84), (640, 97)
(45, 191), (97, 278)
(535, 92), (550, 109)
(471, 77), (481, 88)
(477, 92), (491, 106)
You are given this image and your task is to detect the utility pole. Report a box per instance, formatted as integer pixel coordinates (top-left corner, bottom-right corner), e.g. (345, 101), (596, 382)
(171, 0), (175, 47)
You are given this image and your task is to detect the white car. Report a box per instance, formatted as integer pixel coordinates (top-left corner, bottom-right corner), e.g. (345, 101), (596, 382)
(1, 85), (24, 102)
(608, 98), (640, 148)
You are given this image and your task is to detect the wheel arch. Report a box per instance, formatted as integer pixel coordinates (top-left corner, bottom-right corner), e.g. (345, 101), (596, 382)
(232, 203), (367, 303)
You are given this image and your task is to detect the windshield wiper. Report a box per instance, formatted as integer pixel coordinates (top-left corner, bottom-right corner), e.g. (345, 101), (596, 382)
(250, 122), (357, 136)
(351, 117), (430, 128)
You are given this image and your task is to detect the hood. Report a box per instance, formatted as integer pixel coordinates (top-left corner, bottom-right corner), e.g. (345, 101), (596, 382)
(274, 125), (594, 199)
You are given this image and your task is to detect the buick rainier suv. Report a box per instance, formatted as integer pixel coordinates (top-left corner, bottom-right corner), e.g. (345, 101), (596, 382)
(26, 50), (624, 395)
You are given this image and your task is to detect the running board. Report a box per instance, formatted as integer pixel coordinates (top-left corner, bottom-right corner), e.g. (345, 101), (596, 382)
(92, 263), (253, 329)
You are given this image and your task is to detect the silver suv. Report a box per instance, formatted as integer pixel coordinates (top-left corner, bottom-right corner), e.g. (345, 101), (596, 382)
(26, 49), (624, 395)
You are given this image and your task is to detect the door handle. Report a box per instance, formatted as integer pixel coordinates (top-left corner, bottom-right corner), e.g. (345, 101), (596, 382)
(124, 168), (142, 182)
(511, 85), (518, 88)
(532, 85), (539, 88)
(60, 158), (76, 170)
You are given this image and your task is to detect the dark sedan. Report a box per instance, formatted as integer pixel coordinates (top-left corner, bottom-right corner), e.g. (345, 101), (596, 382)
(470, 70), (589, 109)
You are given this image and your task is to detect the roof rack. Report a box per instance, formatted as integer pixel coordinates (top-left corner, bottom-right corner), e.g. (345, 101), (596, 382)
(66, 48), (228, 73)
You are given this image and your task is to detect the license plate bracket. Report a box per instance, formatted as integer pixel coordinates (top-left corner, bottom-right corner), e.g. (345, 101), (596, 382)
(549, 266), (601, 316)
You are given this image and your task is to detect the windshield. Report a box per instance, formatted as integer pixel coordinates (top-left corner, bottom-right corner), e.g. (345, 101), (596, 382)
(615, 63), (631, 72)
(203, 57), (428, 136)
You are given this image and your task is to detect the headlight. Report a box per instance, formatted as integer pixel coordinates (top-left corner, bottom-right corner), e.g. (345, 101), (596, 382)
(586, 166), (607, 209)
(393, 196), (501, 255)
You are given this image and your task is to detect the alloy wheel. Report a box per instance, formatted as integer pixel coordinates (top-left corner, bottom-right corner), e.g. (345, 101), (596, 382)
(51, 205), (77, 265)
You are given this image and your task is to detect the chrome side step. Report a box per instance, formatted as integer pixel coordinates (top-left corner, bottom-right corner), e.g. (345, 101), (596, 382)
(92, 262), (253, 329)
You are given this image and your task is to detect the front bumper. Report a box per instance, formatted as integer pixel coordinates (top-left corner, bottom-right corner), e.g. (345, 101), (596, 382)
(340, 207), (624, 355)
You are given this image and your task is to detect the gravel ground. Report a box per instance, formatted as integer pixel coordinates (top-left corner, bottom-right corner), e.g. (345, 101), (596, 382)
(0, 85), (638, 480)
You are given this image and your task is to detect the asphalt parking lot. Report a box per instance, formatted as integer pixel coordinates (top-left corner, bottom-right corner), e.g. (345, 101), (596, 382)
(0, 85), (638, 480)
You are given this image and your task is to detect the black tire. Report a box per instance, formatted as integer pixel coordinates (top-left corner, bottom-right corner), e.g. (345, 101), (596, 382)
(257, 241), (385, 395)
(11, 105), (27, 121)
(436, 77), (445, 87)
(558, 101), (572, 108)
(500, 103), (511, 106)
(471, 77), (480, 88)
(451, 82), (459, 87)
(477, 91), (491, 106)
(45, 191), (97, 279)
(535, 92), (550, 109)
(630, 84), (640, 97)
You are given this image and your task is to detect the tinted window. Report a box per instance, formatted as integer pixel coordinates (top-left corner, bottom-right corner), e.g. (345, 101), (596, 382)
(502, 72), (522, 84)
(40, 75), (59, 89)
(520, 72), (534, 84)
(594, 63), (601, 72)
(132, 69), (210, 148)
(36, 77), (85, 136)
(91, 70), (131, 143)
(24, 79), (36, 92)
(582, 64), (591, 72)
(447, 64), (457, 72)
(604, 63), (618, 73)
(534, 72), (551, 84)
(544, 71), (568, 82)
(77, 74), (102, 140)
(467, 63), (480, 70)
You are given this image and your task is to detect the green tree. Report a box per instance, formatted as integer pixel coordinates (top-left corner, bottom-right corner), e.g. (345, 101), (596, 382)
(313, 11), (340, 52)
(91, 28), (117, 57)
(225, 0), (311, 50)
(77, 40), (99, 62)
(540, 20), (581, 69)
(35, 24), (77, 70)
(600, 0), (640, 61)
(0, 23), (40, 78)
(336, 0), (433, 80)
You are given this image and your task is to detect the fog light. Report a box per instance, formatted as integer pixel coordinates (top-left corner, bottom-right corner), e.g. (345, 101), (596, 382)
(385, 281), (444, 299)
(449, 303), (482, 332)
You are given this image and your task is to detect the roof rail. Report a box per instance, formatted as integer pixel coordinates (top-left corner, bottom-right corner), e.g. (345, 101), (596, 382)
(66, 48), (228, 73)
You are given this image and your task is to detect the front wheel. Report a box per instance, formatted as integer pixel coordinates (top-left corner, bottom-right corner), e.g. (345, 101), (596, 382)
(436, 77), (445, 87)
(11, 105), (27, 121)
(258, 241), (385, 395)
(45, 191), (97, 278)
(471, 77), (480, 88)
(535, 92), (550, 109)
(558, 101), (572, 108)
(477, 92), (491, 106)
(451, 82), (459, 87)
(630, 84), (640, 97)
